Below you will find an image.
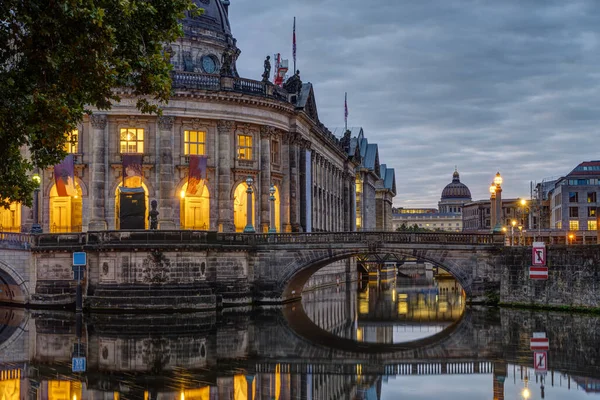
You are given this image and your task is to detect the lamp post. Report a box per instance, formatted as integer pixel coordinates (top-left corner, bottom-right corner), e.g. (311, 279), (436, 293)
(243, 176), (255, 233)
(492, 172), (503, 233)
(569, 233), (574, 245)
(489, 183), (497, 231)
(268, 184), (276, 233)
(31, 172), (42, 234)
(518, 225), (523, 246)
(511, 220), (517, 246)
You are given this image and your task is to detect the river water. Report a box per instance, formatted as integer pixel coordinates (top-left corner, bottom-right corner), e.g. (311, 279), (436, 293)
(0, 272), (599, 399)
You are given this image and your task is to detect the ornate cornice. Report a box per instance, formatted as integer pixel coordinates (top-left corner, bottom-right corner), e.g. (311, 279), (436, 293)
(90, 114), (107, 129)
(158, 116), (175, 130)
(260, 125), (277, 139)
(216, 120), (235, 133)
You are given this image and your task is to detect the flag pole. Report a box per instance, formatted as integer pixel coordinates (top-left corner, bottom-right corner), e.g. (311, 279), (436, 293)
(293, 17), (297, 73)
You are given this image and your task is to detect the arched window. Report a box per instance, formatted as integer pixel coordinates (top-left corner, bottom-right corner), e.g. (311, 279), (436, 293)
(233, 182), (255, 232)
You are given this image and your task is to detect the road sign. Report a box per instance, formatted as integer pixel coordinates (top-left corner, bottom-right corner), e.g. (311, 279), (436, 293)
(530, 335), (549, 351)
(532, 242), (546, 265)
(72, 356), (86, 372)
(73, 252), (87, 266)
(534, 351), (548, 372)
(529, 266), (548, 280)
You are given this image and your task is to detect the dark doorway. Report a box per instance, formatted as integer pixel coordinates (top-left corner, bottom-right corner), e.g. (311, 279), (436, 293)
(118, 187), (146, 230)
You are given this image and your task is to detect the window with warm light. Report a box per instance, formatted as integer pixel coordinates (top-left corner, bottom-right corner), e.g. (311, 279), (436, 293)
(588, 220), (597, 230)
(569, 220), (579, 230)
(120, 128), (144, 153)
(64, 130), (78, 153)
(588, 192), (597, 203)
(237, 134), (253, 160)
(589, 207), (597, 217)
(184, 130), (206, 155)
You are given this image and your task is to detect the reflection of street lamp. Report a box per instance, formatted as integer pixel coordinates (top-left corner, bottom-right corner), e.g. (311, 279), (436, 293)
(511, 220), (517, 246)
(569, 233), (574, 245)
(243, 176), (255, 233)
(31, 172), (42, 233)
(522, 371), (530, 399)
(268, 184), (276, 233)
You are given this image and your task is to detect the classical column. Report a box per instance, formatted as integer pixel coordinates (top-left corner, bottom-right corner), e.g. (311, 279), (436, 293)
(217, 120), (235, 232)
(157, 116), (176, 229)
(281, 131), (292, 232)
(259, 126), (272, 233)
(288, 134), (301, 232)
(89, 114), (108, 231)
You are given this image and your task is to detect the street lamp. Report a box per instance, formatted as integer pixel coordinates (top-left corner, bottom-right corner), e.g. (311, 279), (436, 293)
(489, 183), (497, 231)
(492, 172), (503, 233)
(31, 172), (42, 234)
(268, 184), (276, 233)
(518, 225), (523, 246)
(243, 176), (255, 233)
(511, 219), (517, 246)
(569, 233), (574, 245)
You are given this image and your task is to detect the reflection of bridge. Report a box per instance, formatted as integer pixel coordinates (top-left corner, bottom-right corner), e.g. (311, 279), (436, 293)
(0, 230), (504, 307)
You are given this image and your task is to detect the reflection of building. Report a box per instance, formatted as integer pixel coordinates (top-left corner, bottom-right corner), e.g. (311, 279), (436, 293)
(8, 1), (395, 234)
(391, 169), (470, 232)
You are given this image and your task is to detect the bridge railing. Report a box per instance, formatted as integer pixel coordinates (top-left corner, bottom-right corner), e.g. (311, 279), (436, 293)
(27, 230), (500, 249)
(0, 232), (33, 249)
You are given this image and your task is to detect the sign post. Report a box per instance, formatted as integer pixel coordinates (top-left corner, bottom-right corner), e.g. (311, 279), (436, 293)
(72, 252), (87, 312)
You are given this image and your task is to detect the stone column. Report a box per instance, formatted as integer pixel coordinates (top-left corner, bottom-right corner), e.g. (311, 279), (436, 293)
(217, 120), (235, 232)
(281, 131), (292, 232)
(288, 134), (301, 232)
(89, 114), (108, 231)
(259, 126), (272, 233)
(157, 116), (176, 229)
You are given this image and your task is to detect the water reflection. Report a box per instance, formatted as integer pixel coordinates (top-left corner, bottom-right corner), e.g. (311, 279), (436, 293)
(1, 283), (600, 399)
(303, 267), (465, 344)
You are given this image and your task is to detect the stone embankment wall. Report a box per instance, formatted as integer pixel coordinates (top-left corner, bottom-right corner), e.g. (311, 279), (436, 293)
(500, 245), (600, 309)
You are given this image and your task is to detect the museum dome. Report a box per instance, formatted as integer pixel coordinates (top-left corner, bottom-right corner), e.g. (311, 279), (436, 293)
(183, 0), (232, 38)
(441, 169), (472, 200)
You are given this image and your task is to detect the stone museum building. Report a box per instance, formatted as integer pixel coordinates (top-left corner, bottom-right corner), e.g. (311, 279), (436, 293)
(0, 0), (395, 234)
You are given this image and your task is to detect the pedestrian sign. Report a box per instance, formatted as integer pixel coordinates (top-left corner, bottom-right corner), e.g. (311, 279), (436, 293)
(73, 252), (87, 267)
(534, 351), (547, 372)
(532, 242), (546, 266)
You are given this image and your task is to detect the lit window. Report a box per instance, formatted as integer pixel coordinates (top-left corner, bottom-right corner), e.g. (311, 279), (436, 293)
(588, 220), (597, 231)
(556, 221), (562, 229)
(588, 192), (597, 203)
(120, 128), (144, 153)
(184, 130), (206, 155)
(569, 220), (579, 230)
(271, 140), (280, 164)
(237, 135), (253, 160)
(64, 130), (78, 153)
(589, 207), (597, 217)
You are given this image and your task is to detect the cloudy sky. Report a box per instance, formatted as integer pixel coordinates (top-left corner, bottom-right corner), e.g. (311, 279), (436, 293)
(228, 0), (600, 208)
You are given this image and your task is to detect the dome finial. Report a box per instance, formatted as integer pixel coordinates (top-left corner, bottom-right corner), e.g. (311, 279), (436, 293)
(452, 167), (460, 182)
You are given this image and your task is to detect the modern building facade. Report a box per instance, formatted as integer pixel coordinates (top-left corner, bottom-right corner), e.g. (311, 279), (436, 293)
(2, 1), (395, 234)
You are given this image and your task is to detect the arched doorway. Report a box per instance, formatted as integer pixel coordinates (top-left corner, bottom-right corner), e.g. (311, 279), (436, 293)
(115, 182), (149, 230)
(180, 182), (210, 230)
(233, 181), (255, 232)
(0, 202), (21, 232)
(49, 183), (82, 233)
(273, 185), (281, 233)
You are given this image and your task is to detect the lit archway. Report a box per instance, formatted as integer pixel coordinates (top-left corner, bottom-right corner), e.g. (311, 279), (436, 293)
(233, 181), (255, 232)
(179, 182), (210, 230)
(115, 182), (149, 229)
(0, 202), (21, 232)
(49, 183), (82, 233)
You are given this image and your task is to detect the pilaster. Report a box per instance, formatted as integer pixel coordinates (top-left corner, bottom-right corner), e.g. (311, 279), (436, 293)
(157, 116), (176, 229)
(217, 120), (235, 232)
(259, 126), (273, 232)
(89, 114), (108, 231)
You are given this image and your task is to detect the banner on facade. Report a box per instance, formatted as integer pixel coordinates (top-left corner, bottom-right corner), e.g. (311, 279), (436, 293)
(54, 154), (76, 196)
(122, 154), (143, 188)
(187, 155), (207, 196)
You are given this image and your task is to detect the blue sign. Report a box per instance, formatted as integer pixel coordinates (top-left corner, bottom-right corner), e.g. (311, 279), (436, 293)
(73, 252), (87, 266)
(72, 356), (86, 372)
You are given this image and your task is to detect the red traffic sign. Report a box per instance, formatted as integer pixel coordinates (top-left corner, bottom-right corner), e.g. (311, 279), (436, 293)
(532, 243), (546, 265)
(534, 351), (548, 372)
(529, 266), (548, 280)
(530, 337), (549, 351)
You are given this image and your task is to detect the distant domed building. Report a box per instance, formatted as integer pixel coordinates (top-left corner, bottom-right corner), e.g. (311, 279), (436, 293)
(438, 169), (472, 215)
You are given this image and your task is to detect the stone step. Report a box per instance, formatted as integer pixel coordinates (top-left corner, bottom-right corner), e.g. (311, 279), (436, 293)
(86, 294), (217, 311)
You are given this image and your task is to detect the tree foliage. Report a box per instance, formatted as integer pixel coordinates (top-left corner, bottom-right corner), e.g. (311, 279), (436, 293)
(0, 0), (197, 207)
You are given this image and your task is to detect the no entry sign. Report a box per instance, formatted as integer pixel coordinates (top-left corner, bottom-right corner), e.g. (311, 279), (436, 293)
(529, 266), (548, 280)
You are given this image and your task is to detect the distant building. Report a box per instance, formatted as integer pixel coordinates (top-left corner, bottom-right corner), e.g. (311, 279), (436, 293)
(392, 169), (471, 232)
(462, 198), (529, 232)
(548, 161), (600, 231)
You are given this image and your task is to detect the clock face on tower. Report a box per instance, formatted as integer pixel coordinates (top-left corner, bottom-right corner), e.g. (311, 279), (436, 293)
(201, 55), (217, 74)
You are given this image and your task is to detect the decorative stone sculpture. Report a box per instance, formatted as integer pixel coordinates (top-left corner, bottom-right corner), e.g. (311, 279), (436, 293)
(262, 55), (271, 82)
(149, 200), (159, 230)
(283, 69), (302, 95)
(220, 47), (233, 76)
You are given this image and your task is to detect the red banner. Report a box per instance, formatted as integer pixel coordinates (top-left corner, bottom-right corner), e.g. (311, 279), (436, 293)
(187, 155), (207, 196)
(54, 154), (76, 196)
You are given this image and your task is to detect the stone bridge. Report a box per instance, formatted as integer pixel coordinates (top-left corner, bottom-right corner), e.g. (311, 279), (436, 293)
(0, 231), (504, 309)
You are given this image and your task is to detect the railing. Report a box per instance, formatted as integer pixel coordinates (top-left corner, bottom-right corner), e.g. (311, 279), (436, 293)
(50, 224), (83, 234)
(233, 77), (266, 95)
(0, 232), (33, 248)
(29, 230), (500, 248)
(171, 71), (220, 90)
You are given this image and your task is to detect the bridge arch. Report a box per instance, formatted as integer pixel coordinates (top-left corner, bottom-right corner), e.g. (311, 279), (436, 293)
(0, 308), (29, 356)
(281, 246), (487, 301)
(0, 260), (30, 305)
